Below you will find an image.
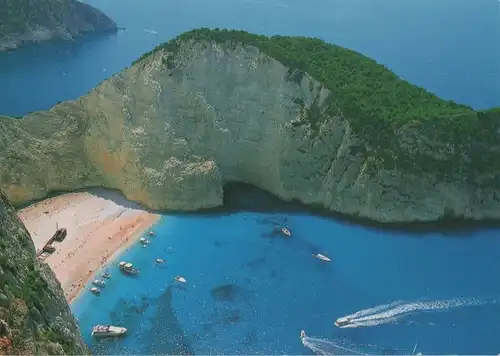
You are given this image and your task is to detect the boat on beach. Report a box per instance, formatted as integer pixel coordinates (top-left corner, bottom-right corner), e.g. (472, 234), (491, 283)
(314, 253), (331, 262)
(90, 287), (100, 295)
(91, 325), (127, 338)
(334, 317), (351, 327)
(92, 279), (106, 287)
(119, 261), (140, 275)
(174, 276), (187, 283)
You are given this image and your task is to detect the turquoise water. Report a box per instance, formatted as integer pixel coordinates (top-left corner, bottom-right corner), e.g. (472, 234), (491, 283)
(72, 213), (500, 354)
(0, 0), (498, 116)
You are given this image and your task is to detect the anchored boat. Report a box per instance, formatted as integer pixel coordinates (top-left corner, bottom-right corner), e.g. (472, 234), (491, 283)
(281, 227), (291, 237)
(314, 253), (331, 262)
(174, 276), (187, 283)
(91, 325), (127, 338)
(92, 279), (106, 287)
(119, 261), (140, 275)
(90, 287), (100, 295)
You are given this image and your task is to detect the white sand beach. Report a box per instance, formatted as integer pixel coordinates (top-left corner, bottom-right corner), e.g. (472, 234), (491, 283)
(17, 190), (160, 302)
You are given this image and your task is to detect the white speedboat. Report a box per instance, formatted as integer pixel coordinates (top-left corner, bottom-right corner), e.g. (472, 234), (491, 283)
(139, 237), (150, 245)
(281, 227), (291, 237)
(314, 253), (331, 262)
(91, 325), (127, 338)
(101, 272), (112, 279)
(90, 287), (100, 295)
(300, 330), (306, 340)
(92, 279), (106, 287)
(174, 276), (187, 283)
(334, 317), (351, 327)
(119, 261), (140, 275)
(155, 258), (166, 264)
(148, 231), (155, 236)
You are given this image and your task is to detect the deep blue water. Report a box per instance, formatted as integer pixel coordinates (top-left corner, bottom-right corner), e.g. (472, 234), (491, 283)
(71, 213), (500, 354)
(0, 0), (499, 116)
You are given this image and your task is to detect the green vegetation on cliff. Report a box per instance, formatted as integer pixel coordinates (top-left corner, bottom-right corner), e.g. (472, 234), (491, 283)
(136, 28), (500, 180)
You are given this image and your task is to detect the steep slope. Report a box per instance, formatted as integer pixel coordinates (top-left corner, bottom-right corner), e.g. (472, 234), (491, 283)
(0, 0), (117, 51)
(0, 189), (88, 354)
(1, 28), (499, 223)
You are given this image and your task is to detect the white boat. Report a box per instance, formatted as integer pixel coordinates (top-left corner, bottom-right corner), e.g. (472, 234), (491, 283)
(139, 237), (150, 245)
(92, 279), (106, 287)
(90, 287), (100, 295)
(91, 325), (127, 338)
(334, 317), (351, 327)
(300, 330), (306, 340)
(174, 276), (187, 283)
(148, 231), (155, 236)
(314, 253), (331, 262)
(155, 258), (166, 263)
(281, 227), (291, 237)
(101, 272), (112, 279)
(119, 261), (140, 275)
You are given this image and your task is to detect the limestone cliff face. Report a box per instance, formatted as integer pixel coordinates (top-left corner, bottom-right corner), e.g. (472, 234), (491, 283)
(0, 0), (117, 51)
(0, 189), (88, 355)
(0, 36), (499, 222)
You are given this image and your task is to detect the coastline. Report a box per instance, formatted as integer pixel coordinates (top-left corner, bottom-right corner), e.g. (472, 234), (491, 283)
(17, 190), (160, 303)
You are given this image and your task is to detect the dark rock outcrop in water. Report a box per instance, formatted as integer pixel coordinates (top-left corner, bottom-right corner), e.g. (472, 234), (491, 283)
(0, 28), (499, 223)
(0, 189), (88, 354)
(0, 0), (117, 51)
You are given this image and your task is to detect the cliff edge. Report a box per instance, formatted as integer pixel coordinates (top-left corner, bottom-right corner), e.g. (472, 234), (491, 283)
(1, 28), (499, 223)
(0, 0), (117, 51)
(0, 189), (88, 354)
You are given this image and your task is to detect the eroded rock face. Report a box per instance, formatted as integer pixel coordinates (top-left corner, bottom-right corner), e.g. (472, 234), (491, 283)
(0, 39), (499, 222)
(0, 0), (117, 51)
(0, 189), (88, 355)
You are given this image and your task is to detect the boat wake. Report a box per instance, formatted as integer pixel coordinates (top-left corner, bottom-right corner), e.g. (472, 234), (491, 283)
(340, 297), (486, 328)
(302, 336), (365, 355)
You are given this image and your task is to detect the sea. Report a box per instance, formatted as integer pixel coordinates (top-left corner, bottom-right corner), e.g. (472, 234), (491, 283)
(1, 0), (500, 354)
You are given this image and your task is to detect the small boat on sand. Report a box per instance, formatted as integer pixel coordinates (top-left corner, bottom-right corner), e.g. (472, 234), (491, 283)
(174, 276), (187, 283)
(313, 253), (331, 262)
(91, 325), (127, 338)
(92, 279), (106, 287)
(281, 227), (291, 237)
(334, 317), (351, 327)
(119, 261), (140, 275)
(101, 272), (112, 279)
(90, 287), (100, 295)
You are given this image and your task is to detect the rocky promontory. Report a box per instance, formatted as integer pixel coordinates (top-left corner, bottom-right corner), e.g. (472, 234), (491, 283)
(1, 28), (499, 223)
(0, 0), (117, 51)
(0, 189), (88, 354)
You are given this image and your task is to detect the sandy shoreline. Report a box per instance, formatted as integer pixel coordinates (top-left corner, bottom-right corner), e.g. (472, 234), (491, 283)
(17, 190), (160, 302)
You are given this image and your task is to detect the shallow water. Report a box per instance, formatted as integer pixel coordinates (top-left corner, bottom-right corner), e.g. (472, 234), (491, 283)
(72, 212), (500, 354)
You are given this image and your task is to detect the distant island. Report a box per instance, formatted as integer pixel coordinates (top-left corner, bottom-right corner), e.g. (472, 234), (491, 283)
(0, 27), (499, 223)
(0, 0), (117, 51)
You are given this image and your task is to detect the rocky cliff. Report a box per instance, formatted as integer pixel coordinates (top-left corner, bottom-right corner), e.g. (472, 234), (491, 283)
(1, 28), (499, 223)
(0, 189), (88, 355)
(0, 0), (117, 51)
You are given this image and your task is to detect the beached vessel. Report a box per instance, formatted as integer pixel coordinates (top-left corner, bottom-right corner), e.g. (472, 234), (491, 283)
(314, 253), (331, 262)
(174, 276), (187, 283)
(119, 261), (140, 275)
(92, 279), (106, 287)
(90, 287), (100, 295)
(91, 325), (127, 338)
(334, 317), (351, 327)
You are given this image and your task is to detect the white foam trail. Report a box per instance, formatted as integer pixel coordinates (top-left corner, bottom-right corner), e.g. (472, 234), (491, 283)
(302, 336), (365, 355)
(341, 297), (486, 328)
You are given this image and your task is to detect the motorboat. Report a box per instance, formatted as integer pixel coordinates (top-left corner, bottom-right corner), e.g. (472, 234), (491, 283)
(101, 272), (112, 279)
(281, 227), (291, 237)
(174, 276), (187, 283)
(139, 237), (150, 245)
(147, 231), (155, 236)
(92, 279), (106, 287)
(314, 253), (331, 262)
(119, 261), (140, 275)
(90, 287), (100, 295)
(300, 330), (306, 340)
(334, 317), (351, 327)
(91, 325), (127, 338)
(155, 258), (166, 264)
